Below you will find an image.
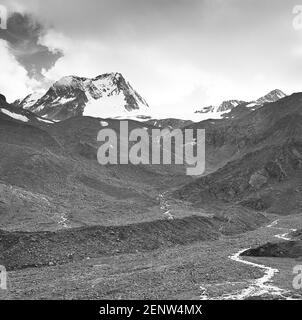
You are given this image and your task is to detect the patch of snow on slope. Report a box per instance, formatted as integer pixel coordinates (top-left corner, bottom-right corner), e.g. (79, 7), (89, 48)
(83, 93), (128, 118)
(33, 104), (47, 112)
(246, 102), (257, 108)
(57, 97), (76, 104)
(37, 117), (54, 124)
(1, 109), (29, 122)
(100, 121), (109, 127)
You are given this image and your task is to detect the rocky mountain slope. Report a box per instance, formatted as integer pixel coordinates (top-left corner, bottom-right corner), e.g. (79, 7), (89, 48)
(1, 94), (54, 126)
(15, 73), (150, 121)
(1, 92), (195, 232)
(174, 92), (302, 214)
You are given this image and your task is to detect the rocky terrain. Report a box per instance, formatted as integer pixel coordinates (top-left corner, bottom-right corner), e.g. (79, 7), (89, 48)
(0, 204), (268, 271)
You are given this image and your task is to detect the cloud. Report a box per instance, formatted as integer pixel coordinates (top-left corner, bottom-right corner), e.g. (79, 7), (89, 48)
(0, 40), (42, 101)
(0, 12), (62, 79)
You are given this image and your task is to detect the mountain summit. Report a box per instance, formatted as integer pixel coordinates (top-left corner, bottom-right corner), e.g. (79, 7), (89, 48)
(15, 73), (150, 121)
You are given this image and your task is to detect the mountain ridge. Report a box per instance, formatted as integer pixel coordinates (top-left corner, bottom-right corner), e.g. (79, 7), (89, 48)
(195, 89), (286, 115)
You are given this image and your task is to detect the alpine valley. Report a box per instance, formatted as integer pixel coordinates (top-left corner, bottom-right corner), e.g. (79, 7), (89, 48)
(1, 72), (302, 300)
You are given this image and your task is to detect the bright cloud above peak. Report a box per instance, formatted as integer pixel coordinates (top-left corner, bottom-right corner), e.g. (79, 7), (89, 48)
(0, 40), (42, 102)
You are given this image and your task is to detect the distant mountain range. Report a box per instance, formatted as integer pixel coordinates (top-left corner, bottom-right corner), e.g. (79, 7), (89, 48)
(14, 72), (288, 124)
(195, 89), (286, 115)
(15, 73), (150, 121)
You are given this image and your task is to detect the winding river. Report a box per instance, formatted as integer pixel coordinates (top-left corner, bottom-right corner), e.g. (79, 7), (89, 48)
(200, 219), (297, 300)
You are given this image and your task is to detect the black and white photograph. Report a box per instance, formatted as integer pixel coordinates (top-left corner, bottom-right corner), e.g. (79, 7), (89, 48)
(0, 0), (302, 312)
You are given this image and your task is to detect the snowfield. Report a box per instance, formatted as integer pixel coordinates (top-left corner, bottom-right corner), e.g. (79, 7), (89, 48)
(1, 108), (29, 122)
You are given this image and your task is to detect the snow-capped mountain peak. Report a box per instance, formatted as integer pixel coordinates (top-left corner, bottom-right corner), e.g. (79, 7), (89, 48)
(15, 73), (150, 121)
(195, 89), (287, 117)
(255, 89), (286, 105)
(195, 99), (245, 114)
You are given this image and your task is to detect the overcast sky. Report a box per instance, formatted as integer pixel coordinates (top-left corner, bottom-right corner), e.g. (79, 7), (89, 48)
(0, 0), (302, 113)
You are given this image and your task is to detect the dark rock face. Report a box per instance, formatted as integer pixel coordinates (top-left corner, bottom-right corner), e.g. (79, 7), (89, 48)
(195, 105), (215, 114)
(0, 94), (7, 104)
(33, 84), (88, 120)
(241, 239), (302, 258)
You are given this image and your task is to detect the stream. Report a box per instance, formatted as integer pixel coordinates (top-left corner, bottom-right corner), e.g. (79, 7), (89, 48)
(200, 219), (297, 300)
